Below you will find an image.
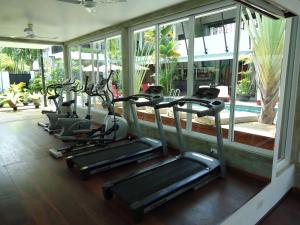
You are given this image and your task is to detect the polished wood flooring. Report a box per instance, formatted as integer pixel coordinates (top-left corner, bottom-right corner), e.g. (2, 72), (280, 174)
(0, 109), (267, 225)
(258, 190), (300, 225)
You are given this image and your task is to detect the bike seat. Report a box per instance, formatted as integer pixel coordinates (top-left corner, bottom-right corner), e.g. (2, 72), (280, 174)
(48, 95), (59, 100)
(61, 100), (75, 107)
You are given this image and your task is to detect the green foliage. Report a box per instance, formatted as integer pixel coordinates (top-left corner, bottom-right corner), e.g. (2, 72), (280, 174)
(0, 53), (14, 71)
(107, 38), (121, 63)
(47, 60), (64, 86)
(134, 31), (154, 94)
(159, 25), (180, 95)
(133, 25), (181, 94)
(8, 82), (26, 94)
(0, 48), (39, 73)
(29, 75), (43, 93)
(237, 78), (251, 96)
(112, 70), (123, 93)
(2, 82), (27, 110)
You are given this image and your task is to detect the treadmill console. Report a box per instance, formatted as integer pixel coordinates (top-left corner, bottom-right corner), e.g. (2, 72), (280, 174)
(144, 85), (163, 95)
(193, 87), (220, 99)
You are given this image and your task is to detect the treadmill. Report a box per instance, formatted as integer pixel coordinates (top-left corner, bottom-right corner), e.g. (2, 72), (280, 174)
(65, 86), (167, 179)
(102, 87), (226, 222)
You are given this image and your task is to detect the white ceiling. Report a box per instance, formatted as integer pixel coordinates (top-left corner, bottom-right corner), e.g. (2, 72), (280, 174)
(0, 0), (188, 43)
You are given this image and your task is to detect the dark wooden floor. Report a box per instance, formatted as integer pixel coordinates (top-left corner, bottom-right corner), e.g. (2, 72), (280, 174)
(0, 109), (267, 225)
(258, 190), (300, 225)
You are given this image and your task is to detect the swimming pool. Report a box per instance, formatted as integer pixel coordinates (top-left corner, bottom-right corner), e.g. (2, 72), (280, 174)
(225, 103), (261, 114)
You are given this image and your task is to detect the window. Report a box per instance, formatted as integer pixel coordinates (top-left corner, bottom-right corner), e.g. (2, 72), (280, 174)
(130, 4), (290, 151)
(69, 35), (123, 114)
(232, 7), (286, 150)
(80, 43), (93, 108)
(133, 26), (156, 94)
(192, 8), (237, 138)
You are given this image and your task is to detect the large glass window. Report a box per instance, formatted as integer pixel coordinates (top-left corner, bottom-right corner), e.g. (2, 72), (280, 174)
(69, 35), (123, 114)
(158, 19), (189, 129)
(232, 8), (286, 150)
(192, 8), (237, 138)
(130, 5), (289, 151)
(106, 35), (123, 114)
(70, 46), (80, 84)
(93, 40), (105, 110)
(159, 19), (189, 97)
(80, 43), (93, 108)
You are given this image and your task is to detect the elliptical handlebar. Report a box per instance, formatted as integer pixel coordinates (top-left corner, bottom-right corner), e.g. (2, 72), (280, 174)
(46, 79), (74, 96)
(71, 83), (84, 93)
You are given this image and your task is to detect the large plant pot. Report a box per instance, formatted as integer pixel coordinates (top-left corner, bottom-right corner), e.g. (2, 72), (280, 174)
(237, 94), (250, 102)
(32, 99), (41, 108)
(7, 100), (17, 111)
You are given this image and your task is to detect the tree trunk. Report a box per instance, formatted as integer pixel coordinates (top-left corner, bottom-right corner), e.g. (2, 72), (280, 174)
(258, 87), (278, 124)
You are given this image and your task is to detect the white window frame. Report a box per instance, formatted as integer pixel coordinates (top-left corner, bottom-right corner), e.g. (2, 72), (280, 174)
(127, 1), (296, 157)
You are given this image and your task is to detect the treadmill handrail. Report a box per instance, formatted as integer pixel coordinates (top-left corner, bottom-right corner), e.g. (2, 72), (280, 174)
(155, 97), (224, 116)
(135, 96), (163, 107)
(113, 94), (163, 107)
(113, 96), (139, 102)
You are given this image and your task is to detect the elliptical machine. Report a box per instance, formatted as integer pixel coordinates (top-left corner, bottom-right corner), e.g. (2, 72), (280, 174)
(38, 79), (75, 133)
(53, 80), (91, 138)
(49, 70), (129, 158)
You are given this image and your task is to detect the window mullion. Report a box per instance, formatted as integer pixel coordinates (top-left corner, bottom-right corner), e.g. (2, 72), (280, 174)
(155, 24), (160, 85)
(186, 16), (195, 132)
(228, 4), (241, 141)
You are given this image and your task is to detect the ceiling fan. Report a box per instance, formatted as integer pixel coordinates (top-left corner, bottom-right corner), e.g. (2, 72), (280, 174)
(10, 23), (58, 40)
(57, 0), (127, 14)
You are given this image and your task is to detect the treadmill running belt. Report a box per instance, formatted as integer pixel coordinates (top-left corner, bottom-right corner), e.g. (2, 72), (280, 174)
(112, 158), (206, 204)
(74, 142), (150, 167)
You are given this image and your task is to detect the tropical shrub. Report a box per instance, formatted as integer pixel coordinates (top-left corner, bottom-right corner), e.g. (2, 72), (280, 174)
(242, 9), (285, 124)
(29, 75), (43, 93)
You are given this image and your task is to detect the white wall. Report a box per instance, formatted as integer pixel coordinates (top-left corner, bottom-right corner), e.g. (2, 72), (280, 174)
(0, 71), (10, 92)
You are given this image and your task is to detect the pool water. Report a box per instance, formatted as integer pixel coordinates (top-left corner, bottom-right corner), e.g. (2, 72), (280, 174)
(225, 103), (261, 114)
(162, 96), (266, 115)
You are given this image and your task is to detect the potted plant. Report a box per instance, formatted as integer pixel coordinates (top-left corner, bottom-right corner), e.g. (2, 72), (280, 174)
(0, 95), (5, 108)
(3, 92), (20, 111)
(1, 83), (26, 111)
(236, 69), (254, 101)
(21, 91), (30, 106)
(30, 93), (41, 108)
(237, 77), (251, 101)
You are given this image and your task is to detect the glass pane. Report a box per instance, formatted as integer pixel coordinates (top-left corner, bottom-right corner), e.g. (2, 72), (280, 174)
(44, 46), (65, 85)
(133, 26), (156, 122)
(70, 46), (80, 95)
(234, 7), (286, 150)
(133, 26), (156, 94)
(93, 40), (106, 110)
(80, 43), (93, 108)
(159, 19), (190, 129)
(106, 35), (123, 115)
(192, 8), (237, 138)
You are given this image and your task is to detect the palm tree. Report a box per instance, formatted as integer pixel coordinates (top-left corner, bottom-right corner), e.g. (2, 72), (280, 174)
(242, 9), (286, 124)
(159, 25), (180, 95)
